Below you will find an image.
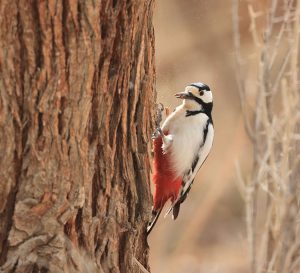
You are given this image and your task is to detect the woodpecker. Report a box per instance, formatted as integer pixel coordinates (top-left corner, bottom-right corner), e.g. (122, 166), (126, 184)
(147, 82), (214, 235)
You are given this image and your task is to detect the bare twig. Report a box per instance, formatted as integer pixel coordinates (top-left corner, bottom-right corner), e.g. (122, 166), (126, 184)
(233, 0), (300, 272)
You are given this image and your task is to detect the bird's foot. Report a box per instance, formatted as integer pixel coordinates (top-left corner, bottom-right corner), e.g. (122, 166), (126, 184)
(152, 127), (162, 139)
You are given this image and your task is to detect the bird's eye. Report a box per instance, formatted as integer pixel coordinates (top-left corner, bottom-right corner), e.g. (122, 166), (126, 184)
(199, 90), (204, 96)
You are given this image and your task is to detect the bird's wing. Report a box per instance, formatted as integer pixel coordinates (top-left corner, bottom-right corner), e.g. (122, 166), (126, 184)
(164, 154), (207, 219)
(163, 162), (198, 219)
(165, 121), (214, 219)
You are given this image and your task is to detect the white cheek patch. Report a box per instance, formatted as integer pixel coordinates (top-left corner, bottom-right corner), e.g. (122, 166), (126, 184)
(186, 86), (212, 104)
(201, 91), (213, 103)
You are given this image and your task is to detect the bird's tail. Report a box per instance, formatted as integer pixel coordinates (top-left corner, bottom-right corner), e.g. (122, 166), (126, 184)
(147, 208), (162, 235)
(164, 182), (193, 219)
(172, 203), (181, 220)
(164, 201), (181, 220)
(164, 193), (187, 219)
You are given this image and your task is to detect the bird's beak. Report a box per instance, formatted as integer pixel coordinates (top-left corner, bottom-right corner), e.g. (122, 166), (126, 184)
(175, 91), (191, 99)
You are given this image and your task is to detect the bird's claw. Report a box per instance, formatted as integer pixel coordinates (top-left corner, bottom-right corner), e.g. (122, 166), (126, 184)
(152, 127), (164, 139)
(157, 128), (164, 136)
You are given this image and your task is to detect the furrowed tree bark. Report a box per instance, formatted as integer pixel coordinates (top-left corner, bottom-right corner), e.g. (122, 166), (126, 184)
(0, 0), (155, 272)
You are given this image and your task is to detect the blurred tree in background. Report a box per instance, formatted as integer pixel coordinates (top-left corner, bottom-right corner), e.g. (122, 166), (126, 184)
(234, 0), (300, 272)
(0, 0), (155, 272)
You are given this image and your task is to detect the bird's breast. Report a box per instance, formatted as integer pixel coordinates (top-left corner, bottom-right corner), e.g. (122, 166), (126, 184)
(163, 114), (208, 177)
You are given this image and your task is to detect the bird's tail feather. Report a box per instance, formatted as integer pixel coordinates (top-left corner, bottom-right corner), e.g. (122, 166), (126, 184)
(172, 203), (181, 220)
(164, 183), (193, 218)
(147, 208), (162, 235)
(164, 201), (180, 219)
(164, 205), (173, 218)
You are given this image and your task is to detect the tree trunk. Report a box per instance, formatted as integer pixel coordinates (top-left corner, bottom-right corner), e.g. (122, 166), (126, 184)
(0, 0), (155, 272)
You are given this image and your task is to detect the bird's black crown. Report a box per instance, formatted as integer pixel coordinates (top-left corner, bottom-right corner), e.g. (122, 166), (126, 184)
(189, 82), (210, 91)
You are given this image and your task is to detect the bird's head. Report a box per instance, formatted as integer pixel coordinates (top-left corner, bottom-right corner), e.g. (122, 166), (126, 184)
(175, 82), (212, 110)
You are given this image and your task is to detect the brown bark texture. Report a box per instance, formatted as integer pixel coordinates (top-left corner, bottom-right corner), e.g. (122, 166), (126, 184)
(0, 0), (155, 272)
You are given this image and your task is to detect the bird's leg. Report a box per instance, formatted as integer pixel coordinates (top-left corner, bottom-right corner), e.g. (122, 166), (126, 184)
(152, 103), (164, 139)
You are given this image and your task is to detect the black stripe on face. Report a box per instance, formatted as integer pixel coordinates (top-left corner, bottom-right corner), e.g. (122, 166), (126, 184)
(186, 92), (213, 120)
(186, 110), (203, 117)
(187, 92), (205, 105)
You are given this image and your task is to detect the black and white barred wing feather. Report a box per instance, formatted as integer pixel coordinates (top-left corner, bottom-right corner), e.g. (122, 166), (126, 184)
(165, 119), (214, 219)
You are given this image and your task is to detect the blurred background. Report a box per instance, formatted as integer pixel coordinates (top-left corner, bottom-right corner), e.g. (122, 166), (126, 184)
(149, 1), (260, 272)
